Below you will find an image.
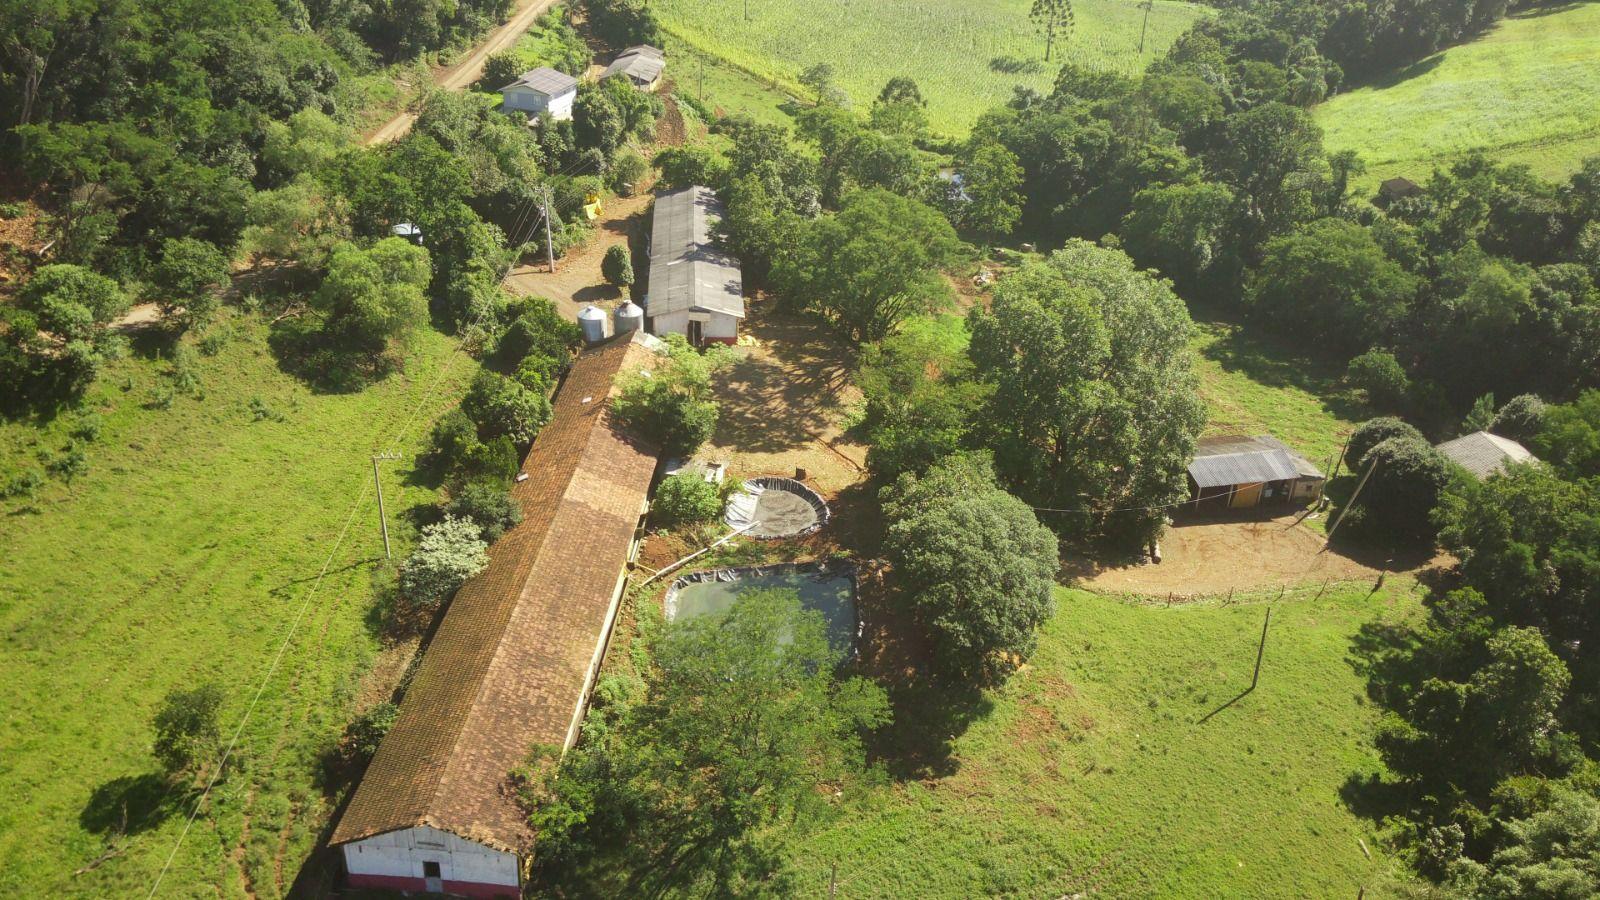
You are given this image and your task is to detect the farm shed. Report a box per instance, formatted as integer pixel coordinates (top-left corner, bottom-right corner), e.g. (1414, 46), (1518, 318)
(1376, 176), (1423, 205)
(1187, 435), (1326, 510)
(602, 44), (665, 90)
(644, 185), (744, 346)
(499, 67), (577, 121)
(329, 333), (661, 897)
(1435, 430), (1539, 479)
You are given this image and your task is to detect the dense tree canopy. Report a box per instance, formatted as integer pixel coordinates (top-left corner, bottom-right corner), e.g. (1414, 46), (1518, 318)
(968, 241), (1205, 548)
(882, 453), (1059, 681)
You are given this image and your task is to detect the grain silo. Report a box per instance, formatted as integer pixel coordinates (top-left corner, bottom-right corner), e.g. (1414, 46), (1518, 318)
(578, 304), (608, 344)
(613, 301), (644, 335)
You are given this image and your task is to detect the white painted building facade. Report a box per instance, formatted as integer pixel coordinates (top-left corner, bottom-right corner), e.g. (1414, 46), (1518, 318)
(342, 826), (519, 898)
(499, 67), (577, 121)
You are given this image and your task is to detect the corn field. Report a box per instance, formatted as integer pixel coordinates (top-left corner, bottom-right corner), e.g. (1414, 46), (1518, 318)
(652, 0), (1210, 133)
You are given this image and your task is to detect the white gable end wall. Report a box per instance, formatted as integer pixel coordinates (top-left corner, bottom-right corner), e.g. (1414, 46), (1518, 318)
(343, 825), (519, 898)
(501, 87), (575, 121)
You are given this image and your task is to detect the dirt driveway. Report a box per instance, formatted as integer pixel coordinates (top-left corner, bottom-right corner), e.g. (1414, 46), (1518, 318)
(504, 190), (652, 321)
(701, 303), (868, 497)
(1074, 512), (1380, 596)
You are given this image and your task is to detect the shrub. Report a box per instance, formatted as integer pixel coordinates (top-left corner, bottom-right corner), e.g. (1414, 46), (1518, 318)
(3, 469), (44, 499)
(1462, 393), (1497, 434)
(445, 480), (524, 542)
(612, 334), (731, 456)
(608, 150), (648, 196)
(1341, 436), (1453, 546)
(152, 683), (224, 781)
(0, 201), (24, 219)
(601, 243), (634, 288)
(429, 410), (480, 472)
(345, 702), (398, 760)
(45, 443), (88, 483)
(1491, 394), (1546, 442)
(1346, 416), (1425, 469)
(1347, 348), (1411, 411)
(513, 352), (562, 394)
(482, 50), (524, 92)
(249, 396), (286, 422)
(150, 237), (229, 326)
(651, 474), (723, 528)
(461, 371), (552, 445)
(70, 411), (104, 443)
(399, 515), (490, 609)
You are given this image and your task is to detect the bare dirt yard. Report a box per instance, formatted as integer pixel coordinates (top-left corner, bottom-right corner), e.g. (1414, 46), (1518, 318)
(1072, 511), (1384, 597)
(505, 190), (652, 320)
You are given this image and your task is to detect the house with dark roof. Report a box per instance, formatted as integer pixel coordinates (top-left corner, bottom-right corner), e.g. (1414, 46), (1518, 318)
(602, 44), (665, 90)
(644, 185), (744, 346)
(1187, 435), (1326, 510)
(1435, 430), (1539, 479)
(499, 66), (578, 121)
(329, 333), (660, 898)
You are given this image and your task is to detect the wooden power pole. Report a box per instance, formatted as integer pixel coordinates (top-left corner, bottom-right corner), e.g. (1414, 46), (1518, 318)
(371, 452), (401, 559)
(542, 186), (556, 274)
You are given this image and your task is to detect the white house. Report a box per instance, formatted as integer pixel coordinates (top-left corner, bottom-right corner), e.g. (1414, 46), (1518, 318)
(601, 44), (665, 91)
(329, 336), (660, 898)
(645, 185), (744, 345)
(499, 67), (577, 121)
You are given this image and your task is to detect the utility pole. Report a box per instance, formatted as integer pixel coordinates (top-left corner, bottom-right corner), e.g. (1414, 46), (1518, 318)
(1138, 0), (1153, 54)
(1324, 455), (1379, 546)
(542, 186), (556, 274)
(1250, 606), (1272, 690)
(372, 452), (401, 559)
(744, 0), (749, 21)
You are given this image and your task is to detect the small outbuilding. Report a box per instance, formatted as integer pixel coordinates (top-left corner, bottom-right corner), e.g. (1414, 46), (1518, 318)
(1187, 435), (1326, 510)
(1435, 430), (1539, 479)
(1376, 176), (1423, 206)
(602, 45), (665, 91)
(499, 67), (578, 121)
(644, 185), (744, 346)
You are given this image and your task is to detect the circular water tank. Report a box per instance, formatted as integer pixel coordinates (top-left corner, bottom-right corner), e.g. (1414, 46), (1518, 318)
(578, 305), (608, 344)
(390, 222), (423, 245)
(614, 301), (644, 334)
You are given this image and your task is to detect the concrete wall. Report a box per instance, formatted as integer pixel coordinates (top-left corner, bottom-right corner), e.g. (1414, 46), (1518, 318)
(648, 309), (738, 345)
(342, 825), (519, 898)
(501, 87), (575, 121)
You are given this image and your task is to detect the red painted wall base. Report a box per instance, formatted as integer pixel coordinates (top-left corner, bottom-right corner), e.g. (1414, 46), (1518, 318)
(346, 872), (518, 898)
(704, 335), (737, 345)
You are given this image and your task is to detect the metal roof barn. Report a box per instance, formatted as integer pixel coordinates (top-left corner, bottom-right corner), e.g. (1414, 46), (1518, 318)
(646, 186), (744, 319)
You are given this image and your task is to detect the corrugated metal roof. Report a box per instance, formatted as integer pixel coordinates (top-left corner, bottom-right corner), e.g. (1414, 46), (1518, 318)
(603, 52), (665, 84)
(646, 186), (744, 318)
(500, 66), (577, 97)
(1436, 431), (1538, 479)
(329, 334), (659, 853)
(1189, 434), (1321, 488)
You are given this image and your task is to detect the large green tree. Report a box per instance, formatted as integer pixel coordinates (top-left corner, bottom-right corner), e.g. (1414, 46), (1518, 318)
(773, 189), (965, 344)
(523, 589), (889, 894)
(968, 241), (1205, 548)
(882, 453), (1059, 680)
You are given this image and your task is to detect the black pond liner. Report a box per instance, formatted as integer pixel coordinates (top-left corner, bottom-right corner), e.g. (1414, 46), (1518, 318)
(722, 476), (831, 539)
(662, 558), (862, 654)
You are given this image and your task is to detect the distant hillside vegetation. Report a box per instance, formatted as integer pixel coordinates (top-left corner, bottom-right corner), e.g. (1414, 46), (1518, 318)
(650, 0), (1210, 134)
(1315, 2), (1600, 189)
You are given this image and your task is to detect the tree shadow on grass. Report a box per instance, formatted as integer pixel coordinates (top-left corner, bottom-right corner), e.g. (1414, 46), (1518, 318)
(266, 318), (397, 395)
(868, 677), (994, 781)
(80, 771), (181, 838)
(1192, 316), (1367, 424)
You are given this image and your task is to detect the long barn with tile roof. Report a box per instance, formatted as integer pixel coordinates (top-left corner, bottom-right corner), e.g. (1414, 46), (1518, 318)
(329, 333), (660, 897)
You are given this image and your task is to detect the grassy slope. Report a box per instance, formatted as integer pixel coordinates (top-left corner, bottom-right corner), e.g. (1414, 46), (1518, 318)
(651, 0), (1208, 134)
(1191, 319), (1363, 475)
(1315, 2), (1600, 189)
(0, 316), (474, 896)
(787, 587), (1414, 897)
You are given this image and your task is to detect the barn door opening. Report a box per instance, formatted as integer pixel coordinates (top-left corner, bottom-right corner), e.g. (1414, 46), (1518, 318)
(423, 860), (442, 893)
(687, 319), (704, 347)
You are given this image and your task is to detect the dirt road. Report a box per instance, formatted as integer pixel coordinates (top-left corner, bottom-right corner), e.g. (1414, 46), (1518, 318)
(365, 0), (560, 146)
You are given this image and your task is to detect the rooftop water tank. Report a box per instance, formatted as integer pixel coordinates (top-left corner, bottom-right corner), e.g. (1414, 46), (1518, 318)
(614, 300), (643, 335)
(578, 304), (608, 344)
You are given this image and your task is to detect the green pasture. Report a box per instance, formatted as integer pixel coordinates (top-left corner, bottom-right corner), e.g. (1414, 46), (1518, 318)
(1316, 2), (1600, 190)
(0, 315), (475, 897)
(651, 0), (1209, 134)
(786, 586), (1416, 897)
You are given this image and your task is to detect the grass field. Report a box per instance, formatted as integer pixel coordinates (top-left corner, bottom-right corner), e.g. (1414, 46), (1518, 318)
(0, 315), (475, 896)
(785, 586), (1415, 897)
(1315, 2), (1600, 189)
(651, 0), (1209, 134)
(1190, 318), (1363, 476)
